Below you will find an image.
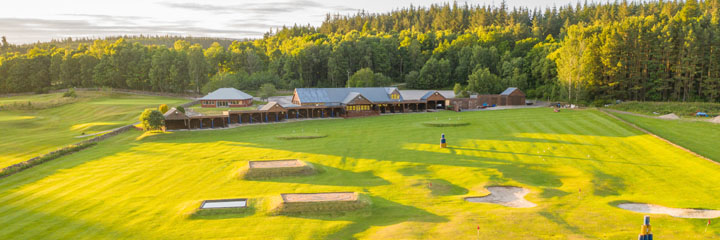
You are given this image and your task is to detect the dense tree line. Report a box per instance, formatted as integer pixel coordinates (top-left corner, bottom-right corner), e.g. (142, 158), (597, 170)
(1, 0), (719, 103)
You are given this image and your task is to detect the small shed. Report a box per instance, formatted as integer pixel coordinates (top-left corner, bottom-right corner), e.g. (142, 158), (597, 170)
(499, 87), (526, 106)
(163, 108), (189, 130)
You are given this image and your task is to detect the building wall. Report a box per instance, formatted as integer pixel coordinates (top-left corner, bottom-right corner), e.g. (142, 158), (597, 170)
(166, 120), (188, 130)
(478, 95), (500, 106)
(506, 90), (526, 106)
(200, 99), (253, 108)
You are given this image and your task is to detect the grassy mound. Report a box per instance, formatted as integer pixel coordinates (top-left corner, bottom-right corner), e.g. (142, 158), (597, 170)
(276, 133), (327, 140)
(422, 121), (470, 127)
(239, 160), (317, 179)
(191, 199), (255, 218)
(270, 193), (370, 215)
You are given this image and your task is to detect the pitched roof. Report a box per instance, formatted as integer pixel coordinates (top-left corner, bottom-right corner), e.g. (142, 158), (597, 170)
(259, 102), (286, 111)
(342, 92), (369, 104)
(399, 90), (455, 100)
(500, 87), (519, 96)
(163, 108), (188, 120)
(200, 88), (253, 100)
(295, 87), (401, 105)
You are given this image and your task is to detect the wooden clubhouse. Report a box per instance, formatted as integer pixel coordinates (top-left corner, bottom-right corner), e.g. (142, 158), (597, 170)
(164, 87), (525, 130)
(199, 88), (253, 108)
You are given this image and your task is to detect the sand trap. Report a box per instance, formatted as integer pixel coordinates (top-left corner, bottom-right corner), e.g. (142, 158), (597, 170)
(617, 203), (720, 219)
(250, 159), (306, 169)
(658, 113), (679, 119)
(200, 198), (248, 209)
(240, 159), (316, 179)
(282, 192), (358, 203)
(465, 186), (536, 208)
(272, 192), (370, 214)
(712, 116), (720, 124)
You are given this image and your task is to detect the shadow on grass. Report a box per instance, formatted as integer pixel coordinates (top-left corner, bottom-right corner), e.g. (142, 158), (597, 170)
(189, 206), (257, 220)
(591, 170), (626, 197)
(540, 188), (570, 198)
(421, 179), (469, 196)
(0, 132), (137, 190)
(447, 146), (667, 167)
(250, 163), (390, 187)
(538, 210), (583, 235)
(288, 196), (447, 240)
(0, 201), (145, 239)
(397, 165), (430, 176)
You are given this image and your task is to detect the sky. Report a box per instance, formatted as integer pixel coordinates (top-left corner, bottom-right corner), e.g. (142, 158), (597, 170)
(1, 0), (589, 44)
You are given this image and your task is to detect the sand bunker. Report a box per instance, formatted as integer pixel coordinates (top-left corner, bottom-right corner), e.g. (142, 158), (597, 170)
(465, 186), (536, 208)
(617, 203), (720, 219)
(282, 192), (358, 203)
(240, 159), (316, 179)
(200, 198), (248, 209)
(712, 116), (720, 124)
(272, 192), (370, 214)
(658, 113), (679, 119)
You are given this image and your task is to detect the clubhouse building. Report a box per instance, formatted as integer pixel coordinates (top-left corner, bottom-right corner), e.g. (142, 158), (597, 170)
(199, 88), (253, 108)
(165, 87), (525, 130)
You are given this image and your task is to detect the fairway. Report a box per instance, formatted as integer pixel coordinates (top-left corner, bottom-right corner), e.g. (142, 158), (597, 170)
(0, 91), (188, 169)
(1, 108), (719, 239)
(609, 112), (720, 163)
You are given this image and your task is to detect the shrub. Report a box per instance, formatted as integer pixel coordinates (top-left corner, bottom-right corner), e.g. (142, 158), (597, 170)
(139, 109), (165, 131)
(0, 142), (97, 178)
(63, 88), (77, 98)
(176, 106), (186, 113)
(158, 104), (169, 114)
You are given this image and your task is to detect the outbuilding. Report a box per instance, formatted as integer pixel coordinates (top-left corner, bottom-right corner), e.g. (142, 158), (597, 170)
(499, 87), (526, 106)
(199, 88), (253, 108)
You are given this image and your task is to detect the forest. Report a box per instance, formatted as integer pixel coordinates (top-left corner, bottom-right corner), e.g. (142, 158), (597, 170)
(1, 0), (719, 103)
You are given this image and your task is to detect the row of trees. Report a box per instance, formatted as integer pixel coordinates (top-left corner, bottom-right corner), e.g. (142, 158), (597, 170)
(1, 0), (720, 103)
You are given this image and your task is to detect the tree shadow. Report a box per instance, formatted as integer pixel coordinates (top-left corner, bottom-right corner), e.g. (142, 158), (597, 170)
(397, 165), (430, 176)
(289, 196), (448, 240)
(590, 169), (626, 197)
(539, 188), (571, 198)
(421, 179), (469, 196)
(538, 210), (583, 235)
(0, 132), (137, 190)
(0, 200), (145, 239)
(188, 206), (257, 220)
(447, 146), (667, 167)
(249, 163), (390, 187)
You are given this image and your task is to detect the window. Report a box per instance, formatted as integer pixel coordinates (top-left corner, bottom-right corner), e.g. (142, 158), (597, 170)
(391, 93), (399, 99)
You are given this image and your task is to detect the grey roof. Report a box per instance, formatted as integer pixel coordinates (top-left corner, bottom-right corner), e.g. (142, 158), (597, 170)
(163, 108), (188, 120)
(295, 87), (402, 105)
(398, 90), (455, 100)
(500, 87), (519, 96)
(200, 88), (253, 100)
(259, 102), (285, 111)
(342, 92), (363, 104)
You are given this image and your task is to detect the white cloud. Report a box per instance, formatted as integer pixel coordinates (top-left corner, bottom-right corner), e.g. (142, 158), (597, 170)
(0, 0), (591, 44)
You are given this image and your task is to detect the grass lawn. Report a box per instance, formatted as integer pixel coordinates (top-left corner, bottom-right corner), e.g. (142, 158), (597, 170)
(608, 101), (720, 117)
(609, 112), (720, 163)
(1, 108), (719, 239)
(0, 91), (188, 169)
